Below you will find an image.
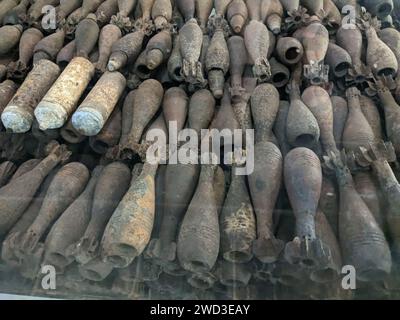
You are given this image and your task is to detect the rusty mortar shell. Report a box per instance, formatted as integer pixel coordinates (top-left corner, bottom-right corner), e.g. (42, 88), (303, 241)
(76, 162), (131, 265)
(216, 260), (253, 287)
(365, 23), (398, 78)
(0, 0), (19, 23)
(9, 28), (44, 79)
(44, 166), (104, 270)
(72, 71), (126, 136)
(379, 27), (400, 76)
(276, 37), (304, 66)
(206, 28), (230, 99)
(147, 163), (199, 272)
(177, 165), (219, 274)
(284, 148), (331, 269)
(220, 167), (256, 264)
(227, 36), (247, 104)
(35, 57), (95, 131)
(89, 108), (121, 154)
(286, 81), (320, 149)
(227, 0), (248, 34)
(251, 83), (280, 144)
(75, 13), (100, 59)
(1, 163), (53, 267)
(152, 0), (173, 30)
(21, 162), (90, 254)
(0, 24), (23, 56)
(121, 79), (163, 159)
(354, 142), (400, 262)
(56, 41), (77, 69)
(336, 25), (369, 83)
(244, 20), (271, 83)
(168, 35), (184, 82)
(107, 28), (146, 72)
(331, 96), (348, 151)
(301, 21), (330, 85)
(96, 24), (122, 74)
(179, 18), (206, 85)
(0, 142), (70, 237)
(0, 80), (18, 115)
(95, 0), (119, 26)
(269, 57), (290, 88)
(101, 163), (158, 268)
(2, 59), (60, 133)
(328, 149), (392, 282)
(325, 42), (352, 78)
(145, 29), (173, 71)
(60, 118), (87, 144)
(33, 29), (66, 64)
(248, 141), (284, 264)
(342, 87), (376, 153)
(79, 257), (114, 282)
(302, 85), (338, 155)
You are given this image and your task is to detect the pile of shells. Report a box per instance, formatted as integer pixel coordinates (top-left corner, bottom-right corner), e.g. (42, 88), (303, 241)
(2, 0), (400, 300)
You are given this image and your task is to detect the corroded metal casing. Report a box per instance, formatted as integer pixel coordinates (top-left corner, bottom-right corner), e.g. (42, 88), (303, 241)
(72, 71), (126, 136)
(35, 57), (95, 131)
(2, 59), (60, 133)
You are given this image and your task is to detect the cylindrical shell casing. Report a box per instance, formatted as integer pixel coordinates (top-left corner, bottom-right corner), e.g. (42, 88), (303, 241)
(72, 71), (126, 136)
(35, 57), (95, 131)
(2, 59), (60, 133)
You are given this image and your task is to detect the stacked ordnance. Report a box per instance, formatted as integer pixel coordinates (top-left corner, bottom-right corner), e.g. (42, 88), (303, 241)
(1, 0), (400, 300)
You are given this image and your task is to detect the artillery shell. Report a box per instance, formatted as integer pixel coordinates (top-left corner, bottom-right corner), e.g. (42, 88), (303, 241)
(35, 57), (95, 131)
(2, 59), (60, 133)
(72, 71), (126, 136)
